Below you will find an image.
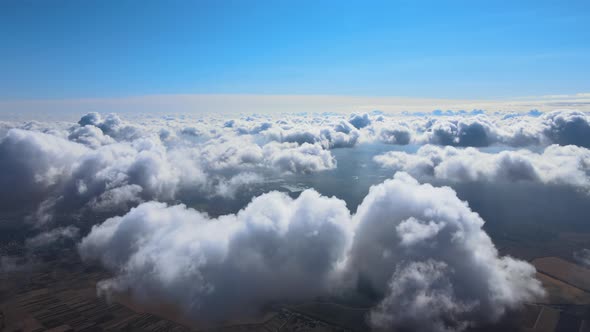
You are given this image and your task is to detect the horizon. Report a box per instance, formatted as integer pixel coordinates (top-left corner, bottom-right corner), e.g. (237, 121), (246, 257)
(1, 92), (589, 120)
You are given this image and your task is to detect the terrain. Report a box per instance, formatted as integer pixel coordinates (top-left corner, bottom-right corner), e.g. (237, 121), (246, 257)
(2, 227), (590, 332)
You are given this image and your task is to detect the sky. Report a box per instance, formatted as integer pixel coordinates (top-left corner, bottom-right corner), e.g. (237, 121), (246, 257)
(1, 0), (589, 102)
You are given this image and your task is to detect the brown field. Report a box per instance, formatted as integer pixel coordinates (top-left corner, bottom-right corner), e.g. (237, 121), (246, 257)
(536, 273), (590, 305)
(533, 257), (590, 292)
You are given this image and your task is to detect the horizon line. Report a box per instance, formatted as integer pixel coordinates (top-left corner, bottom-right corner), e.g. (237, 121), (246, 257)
(1, 92), (589, 120)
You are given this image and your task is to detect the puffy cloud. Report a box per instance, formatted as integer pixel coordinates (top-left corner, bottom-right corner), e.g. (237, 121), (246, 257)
(374, 144), (590, 189)
(88, 184), (144, 212)
(367, 111), (590, 148)
(262, 142), (336, 173)
(33, 136), (204, 223)
(197, 136), (336, 174)
(378, 126), (412, 145)
(0, 113), (341, 224)
(213, 172), (263, 198)
(68, 125), (116, 148)
(78, 112), (102, 127)
(6, 110), (589, 330)
(0, 128), (188, 223)
(79, 190), (353, 324)
(78, 112), (143, 141)
(198, 136), (264, 171)
(236, 121), (272, 135)
(5, 110), (590, 228)
(79, 173), (542, 330)
(348, 113), (371, 129)
(321, 125), (360, 148)
(363, 113), (544, 147)
(424, 116), (501, 147)
(0, 129), (88, 205)
(542, 110), (590, 148)
(238, 110), (589, 149)
(264, 122), (360, 149)
(349, 173), (544, 331)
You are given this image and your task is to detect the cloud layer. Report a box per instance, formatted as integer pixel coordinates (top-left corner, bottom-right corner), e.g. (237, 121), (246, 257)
(79, 173), (543, 330)
(3, 109), (588, 330)
(0, 112), (341, 224)
(374, 144), (590, 191)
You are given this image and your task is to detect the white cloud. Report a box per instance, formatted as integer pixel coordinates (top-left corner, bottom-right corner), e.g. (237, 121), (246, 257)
(374, 144), (590, 189)
(348, 113), (371, 129)
(79, 190), (353, 324)
(349, 173), (544, 331)
(0, 113), (339, 224)
(262, 142), (336, 173)
(79, 173), (542, 330)
(542, 110), (590, 148)
(3, 110), (586, 330)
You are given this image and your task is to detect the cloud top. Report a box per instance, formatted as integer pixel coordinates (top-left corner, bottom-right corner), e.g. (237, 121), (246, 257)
(79, 173), (543, 330)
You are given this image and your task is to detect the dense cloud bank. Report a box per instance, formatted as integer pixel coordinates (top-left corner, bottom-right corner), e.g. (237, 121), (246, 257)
(374, 144), (590, 189)
(256, 109), (590, 149)
(79, 173), (543, 331)
(3, 109), (589, 330)
(0, 113), (338, 224)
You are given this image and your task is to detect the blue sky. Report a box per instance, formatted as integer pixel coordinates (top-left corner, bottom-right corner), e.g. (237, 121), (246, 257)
(1, 0), (589, 101)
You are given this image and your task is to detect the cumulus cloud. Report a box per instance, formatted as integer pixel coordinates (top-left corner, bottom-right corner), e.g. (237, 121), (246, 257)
(79, 190), (353, 324)
(0, 113), (339, 224)
(78, 112), (143, 141)
(348, 113), (371, 129)
(5, 109), (589, 330)
(262, 142), (335, 173)
(211, 110), (590, 150)
(542, 110), (590, 148)
(378, 126), (412, 145)
(263, 120), (361, 149)
(79, 173), (542, 330)
(0, 129), (88, 205)
(348, 173), (543, 331)
(213, 172), (263, 198)
(374, 144), (590, 189)
(3, 109), (590, 230)
(362, 110), (590, 148)
(68, 125), (116, 148)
